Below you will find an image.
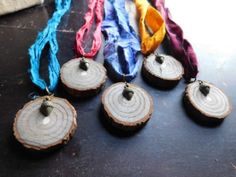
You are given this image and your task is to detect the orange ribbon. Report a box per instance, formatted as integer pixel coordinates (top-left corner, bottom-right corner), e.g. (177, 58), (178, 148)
(134, 0), (166, 55)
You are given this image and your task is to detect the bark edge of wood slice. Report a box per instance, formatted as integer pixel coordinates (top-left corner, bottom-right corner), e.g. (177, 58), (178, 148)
(101, 82), (154, 131)
(142, 54), (184, 89)
(60, 58), (107, 97)
(13, 96), (77, 151)
(184, 81), (232, 124)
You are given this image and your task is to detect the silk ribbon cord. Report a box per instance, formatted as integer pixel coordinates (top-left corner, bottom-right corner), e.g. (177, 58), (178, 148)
(102, 0), (141, 81)
(152, 0), (198, 81)
(29, 0), (71, 92)
(134, 0), (166, 55)
(76, 0), (104, 58)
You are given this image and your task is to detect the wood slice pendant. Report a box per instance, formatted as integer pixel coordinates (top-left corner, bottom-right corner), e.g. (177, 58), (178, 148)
(60, 58), (107, 97)
(142, 53), (184, 89)
(101, 82), (154, 130)
(13, 96), (77, 151)
(184, 81), (232, 123)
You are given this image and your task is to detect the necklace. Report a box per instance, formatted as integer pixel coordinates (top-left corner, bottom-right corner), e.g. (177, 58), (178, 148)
(13, 0), (77, 151)
(153, 0), (232, 124)
(134, 0), (184, 89)
(101, 0), (153, 131)
(60, 0), (107, 97)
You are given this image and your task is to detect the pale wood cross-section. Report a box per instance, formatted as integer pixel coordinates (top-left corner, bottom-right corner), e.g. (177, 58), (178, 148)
(184, 81), (232, 123)
(102, 82), (154, 130)
(142, 54), (184, 89)
(13, 96), (77, 151)
(61, 58), (107, 97)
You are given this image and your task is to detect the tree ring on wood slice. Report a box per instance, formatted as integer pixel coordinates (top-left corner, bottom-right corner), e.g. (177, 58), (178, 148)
(101, 82), (154, 131)
(142, 54), (184, 89)
(13, 96), (77, 151)
(60, 58), (107, 97)
(184, 81), (232, 123)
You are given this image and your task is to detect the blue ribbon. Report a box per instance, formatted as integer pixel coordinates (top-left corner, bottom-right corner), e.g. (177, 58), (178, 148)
(102, 0), (141, 82)
(28, 0), (71, 92)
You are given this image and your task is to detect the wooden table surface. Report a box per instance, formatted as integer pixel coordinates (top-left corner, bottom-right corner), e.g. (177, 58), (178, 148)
(0, 0), (235, 177)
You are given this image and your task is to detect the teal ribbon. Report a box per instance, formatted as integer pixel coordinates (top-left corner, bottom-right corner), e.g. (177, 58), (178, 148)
(28, 0), (71, 92)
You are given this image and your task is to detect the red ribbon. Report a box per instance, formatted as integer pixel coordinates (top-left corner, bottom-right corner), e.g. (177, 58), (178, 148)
(152, 0), (198, 81)
(75, 0), (104, 58)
